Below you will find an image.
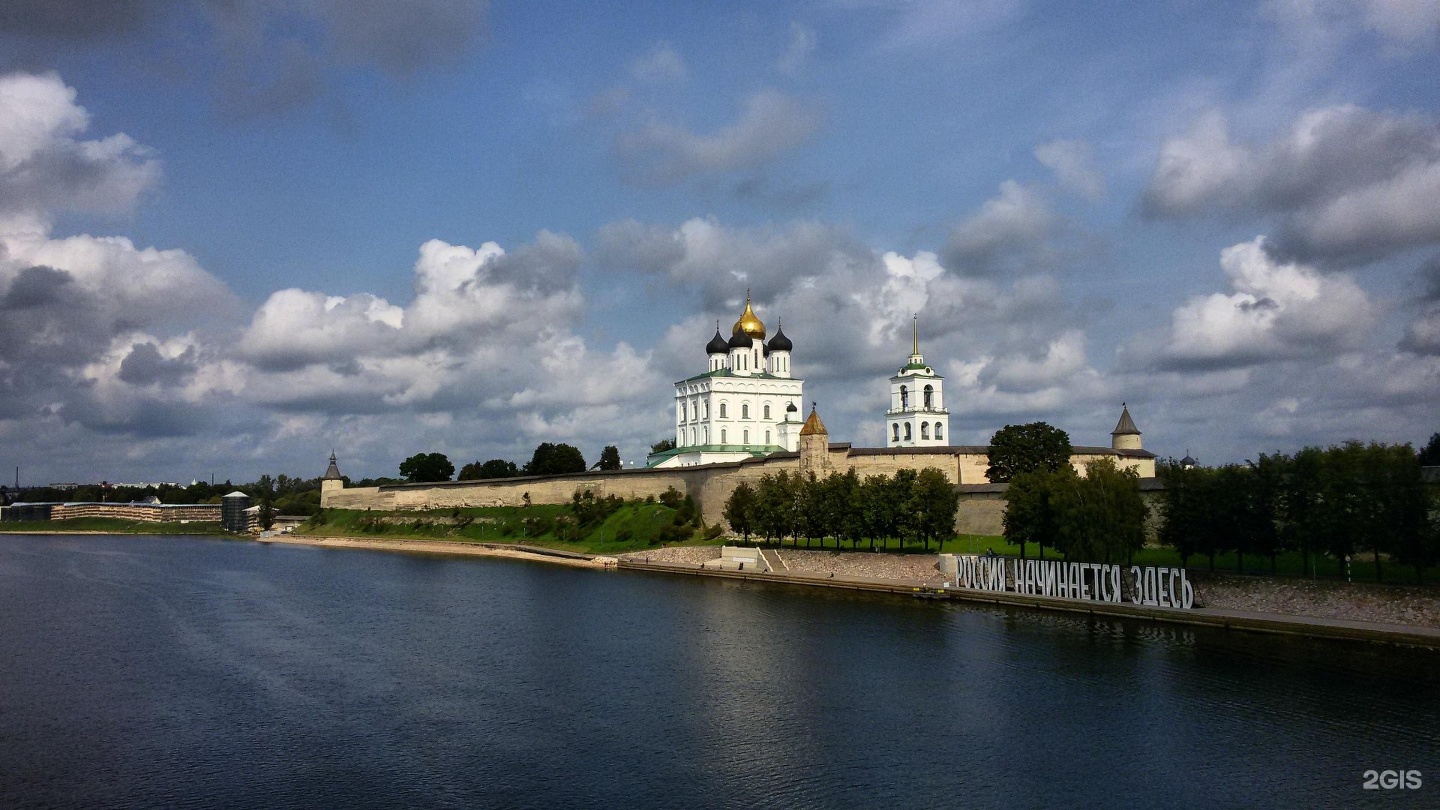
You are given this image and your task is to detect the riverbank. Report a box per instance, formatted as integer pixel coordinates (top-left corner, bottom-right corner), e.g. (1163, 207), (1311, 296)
(265, 534), (618, 568)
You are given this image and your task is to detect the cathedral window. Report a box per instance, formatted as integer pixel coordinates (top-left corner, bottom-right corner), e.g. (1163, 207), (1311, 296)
(935, 423), (943, 440)
(921, 422), (930, 440)
(681, 403), (687, 422)
(721, 429), (727, 444)
(924, 385), (933, 409)
(892, 424), (900, 442)
(904, 423), (912, 441)
(763, 404), (771, 419)
(744, 429), (750, 444)
(742, 403), (749, 419)
(766, 430), (771, 444)
(720, 402), (728, 418)
(900, 385), (909, 409)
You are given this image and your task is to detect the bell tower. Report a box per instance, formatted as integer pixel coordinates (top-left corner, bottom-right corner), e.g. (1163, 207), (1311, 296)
(886, 317), (948, 447)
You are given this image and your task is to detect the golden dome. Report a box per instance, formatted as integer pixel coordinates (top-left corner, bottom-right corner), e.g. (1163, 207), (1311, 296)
(731, 295), (766, 340)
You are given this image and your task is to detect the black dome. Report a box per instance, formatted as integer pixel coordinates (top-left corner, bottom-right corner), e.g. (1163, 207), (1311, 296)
(705, 328), (729, 354)
(728, 330), (753, 349)
(785, 401), (798, 413)
(767, 324), (793, 352)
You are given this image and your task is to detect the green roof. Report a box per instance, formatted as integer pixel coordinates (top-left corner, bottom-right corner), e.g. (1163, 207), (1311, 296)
(645, 444), (784, 466)
(677, 369), (782, 383)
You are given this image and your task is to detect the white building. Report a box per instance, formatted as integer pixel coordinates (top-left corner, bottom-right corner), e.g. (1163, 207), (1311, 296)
(886, 318), (948, 447)
(648, 296), (804, 468)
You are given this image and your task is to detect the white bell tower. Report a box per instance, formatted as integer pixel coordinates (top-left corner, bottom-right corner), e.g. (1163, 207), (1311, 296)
(886, 317), (948, 447)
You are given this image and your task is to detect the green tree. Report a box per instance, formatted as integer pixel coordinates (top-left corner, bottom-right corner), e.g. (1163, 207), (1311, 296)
(986, 422), (1073, 483)
(723, 481), (758, 543)
(524, 443), (586, 476)
(399, 452), (455, 483)
(825, 469), (865, 549)
(911, 467), (959, 551)
(258, 498), (274, 531)
(651, 438), (676, 454)
(598, 445), (622, 470)
(1051, 457), (1146, 563)
(1003, 465), (1076, 560)
(860, 473), (899, 550)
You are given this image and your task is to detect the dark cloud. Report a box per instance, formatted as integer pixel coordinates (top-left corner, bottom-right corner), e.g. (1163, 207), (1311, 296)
(118, 342), (196, 386)
(0, 0), (157, 40)
(1, 265), (72, 310)
(942, 181), (1060, 277)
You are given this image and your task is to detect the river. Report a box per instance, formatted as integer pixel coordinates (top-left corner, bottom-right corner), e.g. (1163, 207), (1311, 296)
(1, 534), (1436, 808)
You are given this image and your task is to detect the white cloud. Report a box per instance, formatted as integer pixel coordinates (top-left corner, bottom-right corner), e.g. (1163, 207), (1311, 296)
(1034, 139), (1105, 199)
(612, 89), (823, 184)
(630, 42), (687, 83)
(1152, 237), (1373, 369)
(0, 72), (159, 216)
(1144, 105), (1440, 262)
(778, 21), (817, 74)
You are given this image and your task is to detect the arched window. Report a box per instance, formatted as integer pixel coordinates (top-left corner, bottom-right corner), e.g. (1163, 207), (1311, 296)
(765, 430), (772, 444)
(935, 423), (943, 440)
(923, 385), (933, 409)
(763, 404), (771, 419)
(721, 429), (727, 444)
(742, 403), (749, 419)
(921, 422), (930, 440)
(904, 422), (912, 441)
(681, 403), (687, 422)
(743, 429), (750, 444)
(690, 428), (696, 445)
(720, 402), (728, 418)
(900, 385), (909, 409)
(892, 424), (900, 442)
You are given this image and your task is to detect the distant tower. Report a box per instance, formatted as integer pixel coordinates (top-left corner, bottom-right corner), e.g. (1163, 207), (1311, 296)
(798, 404), (833, 475)
(1111, 404), (1142, 451)
(321, 450), (345, 503)
(886, 316), (948, 448)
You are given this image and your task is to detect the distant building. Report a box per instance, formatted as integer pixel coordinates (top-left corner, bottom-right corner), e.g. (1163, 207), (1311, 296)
(221, 491), (252, 532)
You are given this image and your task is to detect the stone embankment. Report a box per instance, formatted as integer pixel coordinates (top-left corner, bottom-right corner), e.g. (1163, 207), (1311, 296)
(619, 547), (1440, 629)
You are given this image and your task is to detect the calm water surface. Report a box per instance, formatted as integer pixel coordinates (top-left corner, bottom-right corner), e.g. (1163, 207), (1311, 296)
(1, 534), (1437, 808)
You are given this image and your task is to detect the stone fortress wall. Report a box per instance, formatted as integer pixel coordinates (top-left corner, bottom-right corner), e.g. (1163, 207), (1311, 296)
(322, 423), (1158, 536)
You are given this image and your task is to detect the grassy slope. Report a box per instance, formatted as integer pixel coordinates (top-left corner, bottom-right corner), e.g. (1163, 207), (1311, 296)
(0, 517), (228, 535)
(299, 503), (716, 556)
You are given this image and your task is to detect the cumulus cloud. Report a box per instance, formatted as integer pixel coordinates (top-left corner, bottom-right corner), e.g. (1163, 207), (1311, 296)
(1147, 237), (1373, 369)
(943, 180), (1058, 275)
(612, 89), (823, 184)
(1034, 139), (1104, 199)
(1265, 0), (1440, 50)
(1143, 106), (1440, 263)
(0, 72), (159, 216)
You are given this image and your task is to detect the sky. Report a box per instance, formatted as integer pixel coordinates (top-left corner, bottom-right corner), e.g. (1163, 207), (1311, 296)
(2, 0), (1440, 485)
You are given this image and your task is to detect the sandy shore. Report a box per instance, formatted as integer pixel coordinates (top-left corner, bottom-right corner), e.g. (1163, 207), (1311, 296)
(268, 535), (617, 569)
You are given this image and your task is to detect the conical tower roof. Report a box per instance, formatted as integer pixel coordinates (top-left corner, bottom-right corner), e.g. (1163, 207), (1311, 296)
(323, 450), (343, 480)
(799, 404), (828, 436)
(1112, 404), (1140, 436)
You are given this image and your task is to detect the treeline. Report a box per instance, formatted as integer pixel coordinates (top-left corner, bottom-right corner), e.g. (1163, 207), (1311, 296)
(1004, 457), (1147, 564)
(723, 468), (959, 551)
(1157, 442), (1437, 582)
(0, 475), (321, 514)
(401, 442), (626, 484)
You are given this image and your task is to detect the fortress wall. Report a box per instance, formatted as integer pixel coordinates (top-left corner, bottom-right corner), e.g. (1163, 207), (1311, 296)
(955, 491), (1007, 536)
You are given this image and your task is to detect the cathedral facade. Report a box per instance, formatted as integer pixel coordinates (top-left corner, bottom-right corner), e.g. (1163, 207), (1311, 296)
(648, 296), (805, 468)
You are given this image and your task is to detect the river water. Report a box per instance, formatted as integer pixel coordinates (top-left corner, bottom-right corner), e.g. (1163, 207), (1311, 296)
(1, 534), (1436, 808)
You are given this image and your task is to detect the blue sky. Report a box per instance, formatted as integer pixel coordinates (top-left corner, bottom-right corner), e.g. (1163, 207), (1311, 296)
(2, 0), (1439, 484)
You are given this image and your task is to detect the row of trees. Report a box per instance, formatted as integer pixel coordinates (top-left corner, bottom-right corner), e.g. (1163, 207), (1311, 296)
(723, 468), (960, 550)
(1004, 458), (1148, 563)
(1157, 441), (1436, 582)
(402, 442), (626, 484)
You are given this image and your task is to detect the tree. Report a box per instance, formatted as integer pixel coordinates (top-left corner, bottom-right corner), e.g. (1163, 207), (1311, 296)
(399, 452), (455, 483)
(460, 459), (519, 480)
(911, 467), (960, 551)
(986, 422), (1073, 483)
(651, 438), (676, 454)
(524, 443), (586, 476)
(860, 474), (898, 550)
(598, 445), (622, 470)
(1003, 466), (1076, 560)
(1050, 458), (1146, 563)
(1419, 432), (1440, 466)
(723, 481), (758, 543)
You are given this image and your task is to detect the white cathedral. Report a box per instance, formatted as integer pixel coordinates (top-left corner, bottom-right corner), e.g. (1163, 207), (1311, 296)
(650, 296), (805, 468)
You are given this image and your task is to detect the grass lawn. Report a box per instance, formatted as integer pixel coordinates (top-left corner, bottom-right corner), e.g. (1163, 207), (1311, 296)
(0, 518), (228, 535)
